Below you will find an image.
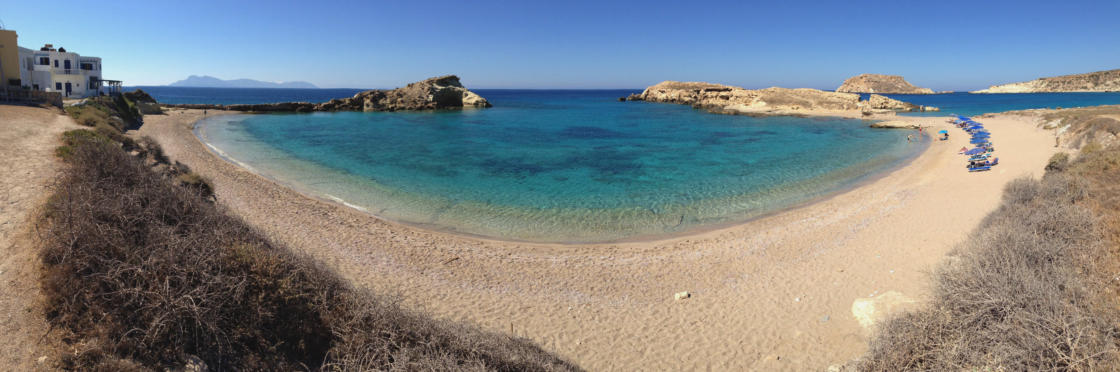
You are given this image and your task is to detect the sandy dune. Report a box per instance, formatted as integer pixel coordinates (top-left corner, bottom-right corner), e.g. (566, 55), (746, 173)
(0, 105), (79, 370)
(136, 109), (1056, 371)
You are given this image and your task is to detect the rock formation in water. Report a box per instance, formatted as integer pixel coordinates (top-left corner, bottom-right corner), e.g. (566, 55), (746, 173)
(624, 81), (937, 116)
(165, 75), (491, 112)
(972, 69), (1120, 93)
(836, 74), (934, 94)
(869, 120), (920, 129)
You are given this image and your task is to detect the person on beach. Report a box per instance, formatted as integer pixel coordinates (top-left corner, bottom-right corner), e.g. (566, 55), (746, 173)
(907, 134), (913, 143)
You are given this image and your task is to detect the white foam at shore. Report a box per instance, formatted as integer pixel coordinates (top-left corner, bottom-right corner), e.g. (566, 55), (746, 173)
(326, 194), (370, 212)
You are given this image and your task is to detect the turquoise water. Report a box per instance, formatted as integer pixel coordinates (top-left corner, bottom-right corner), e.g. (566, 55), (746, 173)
(197, 90), (923, 243)
(867, 92), (1120, 117)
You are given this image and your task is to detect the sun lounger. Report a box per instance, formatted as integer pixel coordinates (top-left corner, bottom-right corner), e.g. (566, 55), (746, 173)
(968, 166), (992, 172)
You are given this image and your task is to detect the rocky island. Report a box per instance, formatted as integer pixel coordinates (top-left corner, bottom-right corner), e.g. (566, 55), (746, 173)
(971, 68), (1120, 93)
(836, 74), (934, 94)
(165, 75), (491, 112)
(625, 81), (937, 116)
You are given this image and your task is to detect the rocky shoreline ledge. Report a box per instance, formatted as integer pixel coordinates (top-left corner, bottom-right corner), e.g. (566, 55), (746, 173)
(624, 81), (938, 116)
(164, 75), (490, 113)
(972, 68), (1120, 93)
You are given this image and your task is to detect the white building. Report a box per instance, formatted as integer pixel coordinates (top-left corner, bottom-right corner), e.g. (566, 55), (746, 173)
(18, 43), (103, 98)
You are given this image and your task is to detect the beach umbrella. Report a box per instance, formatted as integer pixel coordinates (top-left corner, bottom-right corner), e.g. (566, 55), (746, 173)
(958, 116), (971, 121)
(972, 133), (990, 138)
(965, 148), (986, 155)
(971, 138), (989, 144)
(938, 130), (948, 134)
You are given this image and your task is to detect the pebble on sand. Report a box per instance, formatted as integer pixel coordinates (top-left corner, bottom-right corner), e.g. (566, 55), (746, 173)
(674, 291), (691, 300)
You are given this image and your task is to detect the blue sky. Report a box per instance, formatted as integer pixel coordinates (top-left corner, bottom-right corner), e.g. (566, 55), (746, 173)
(3, 0), (1117, 90)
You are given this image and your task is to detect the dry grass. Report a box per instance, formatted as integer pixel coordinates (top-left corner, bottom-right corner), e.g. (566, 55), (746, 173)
(40, 136), (580, 371)
(859, 148), (1120, 370)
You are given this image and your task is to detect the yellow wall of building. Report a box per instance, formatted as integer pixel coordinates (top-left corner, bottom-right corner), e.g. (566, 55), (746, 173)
(0, 30), (20, 87)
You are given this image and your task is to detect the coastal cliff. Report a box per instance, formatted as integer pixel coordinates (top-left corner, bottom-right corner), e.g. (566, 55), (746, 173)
(625, 81), (937, 116)
(971, 69), (1120, 93)
(165, 75), (491, 112)
(836, 74), (934, 94)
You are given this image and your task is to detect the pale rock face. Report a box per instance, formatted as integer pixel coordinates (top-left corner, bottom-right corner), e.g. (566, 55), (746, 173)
(851, 291), (917, 331)
(628, 81), (932, 115)
(836, 74), (935, 94)
(972, 69), (1120, 93)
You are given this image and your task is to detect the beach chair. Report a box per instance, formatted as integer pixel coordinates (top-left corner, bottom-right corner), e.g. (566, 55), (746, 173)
(968, 166), (992, 172)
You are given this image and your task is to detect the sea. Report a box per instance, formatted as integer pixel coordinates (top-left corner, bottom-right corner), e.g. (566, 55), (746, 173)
(136, 86), (1120, 242)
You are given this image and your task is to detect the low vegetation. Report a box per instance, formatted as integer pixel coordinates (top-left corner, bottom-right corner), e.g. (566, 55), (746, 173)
(41, 124), (579, 370)
(860, 129), (1120, 370)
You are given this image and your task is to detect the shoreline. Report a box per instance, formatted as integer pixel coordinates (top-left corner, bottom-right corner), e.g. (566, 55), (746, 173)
(191, 113), (934, 245)
(135, 108), (1057, 370)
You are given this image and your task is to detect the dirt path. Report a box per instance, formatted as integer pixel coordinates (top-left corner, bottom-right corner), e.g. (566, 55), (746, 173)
(0, 105), (79, 370)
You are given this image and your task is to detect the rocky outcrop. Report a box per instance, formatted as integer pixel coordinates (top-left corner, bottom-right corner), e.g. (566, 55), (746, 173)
(972, 69), (1120, 93)
(625, 81), (936, 116)
(164, 75), (490, 112)
(869, 120), (920, 129)
(836, 74), (934, 94)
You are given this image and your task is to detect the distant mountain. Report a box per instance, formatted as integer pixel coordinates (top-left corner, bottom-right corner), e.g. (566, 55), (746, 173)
(972, 69), (1120, 93)
(168, 75), (318, 89)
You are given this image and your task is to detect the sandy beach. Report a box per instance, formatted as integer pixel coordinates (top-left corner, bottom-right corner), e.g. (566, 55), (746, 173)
(0, 106), (79, 370)
(134, 108), (1057, 371)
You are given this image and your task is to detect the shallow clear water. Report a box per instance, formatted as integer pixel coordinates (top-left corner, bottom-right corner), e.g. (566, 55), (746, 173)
(197, 90), (923, 243)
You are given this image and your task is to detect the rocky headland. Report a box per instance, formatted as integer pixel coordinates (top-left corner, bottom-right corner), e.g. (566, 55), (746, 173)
(836, 74), (934, 94)
(624, 81), (937, 116)
(971, 68), (1120, 93)
(165, 75), (491, 112)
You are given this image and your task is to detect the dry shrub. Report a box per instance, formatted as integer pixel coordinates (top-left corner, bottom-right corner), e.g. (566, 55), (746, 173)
(859, 172), (1120, 371)
(41, 139), (580, 371)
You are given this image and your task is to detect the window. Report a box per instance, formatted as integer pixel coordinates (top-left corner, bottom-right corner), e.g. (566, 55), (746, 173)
(64, 60), (71, 70)
(54, 60), (58, 67)
(55, 82), (61, 90)
(80, 62), (94, 70)
(38, 57), (49, 65)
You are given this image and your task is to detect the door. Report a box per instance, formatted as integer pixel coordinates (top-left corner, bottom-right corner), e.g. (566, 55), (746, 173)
(65, 82), (72, 97)
(64, 60), (71, 71)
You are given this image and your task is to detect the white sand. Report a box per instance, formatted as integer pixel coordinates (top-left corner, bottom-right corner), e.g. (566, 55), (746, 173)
(137, 109), (1056, 370)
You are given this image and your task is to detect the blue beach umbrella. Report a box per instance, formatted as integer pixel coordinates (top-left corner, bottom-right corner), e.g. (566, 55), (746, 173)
(965, 148), (986, 155)
(971, 139), (989, 144)
(972, 133), (990, 138)
(938, 130), (948, 134)
(958, 116), (971, 121)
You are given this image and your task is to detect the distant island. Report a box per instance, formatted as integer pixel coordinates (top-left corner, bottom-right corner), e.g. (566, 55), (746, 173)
(164, 75), (490, 112)
(836, 74), (934, 94)
(168, 75), (319, 89)
(971, 68), (1120, 93)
